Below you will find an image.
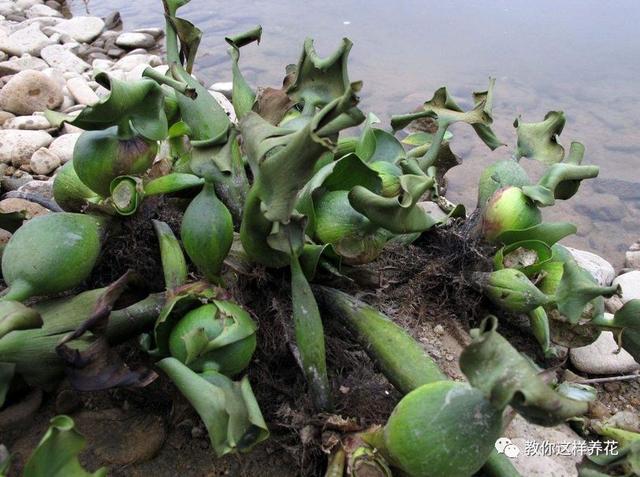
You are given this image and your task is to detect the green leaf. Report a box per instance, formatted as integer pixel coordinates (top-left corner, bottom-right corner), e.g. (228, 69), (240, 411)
(226, 26), (262, 119)
(152, 220), (188, 289)
(286, 38), (353, 110)
(0, 301), (42, 339)
(356, 113), (406, 164)
(297, 153), (382, 237)
(157, 358), (269, 457)
(240, 81), (364, 224)
(493, 240), (553, 276)
(522, 142), (599, 206)
(23, 415), (106, 477)
(348, 174), (438, 234)
(152, 282), (220, 358)
(290, 251), (331, 410)
(555, 258), (619, 324)
(496, 222), (577, 246)
(0, 362), (14, 407)
(144, 172), (204, 196)
(391, 78), (503, 151)
(460, 316), (589, 425)
(401, 130), (453, 147)
(48, 72), (168, 141)
(514, 111), (566, 165)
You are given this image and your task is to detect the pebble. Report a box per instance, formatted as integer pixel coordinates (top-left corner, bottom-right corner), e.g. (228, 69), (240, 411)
(613, 271), (640, 303)
(209, 90), (237, 123)
(0, 55), (47, 76)
(113, 53), (161, 72)
(625, 241), (640, 269)
(66, 76), (99, 106)
(53, 16), (105, 43)
(210, 81), (233, 99)
(0, 69), (63, 114)
(0, 22), (52, 56)
(0, 110), (14, 124)
(25, 4), (62, 18)
(506, 416), (583, 477)
(29, 147), (60, 174)
(570, 330), (640, 375)
(40, 44), (91, 73)
(133, 27), (164, 39)
(16, 178), (53, 198)
(566, 246), (616, 286)
(1, 173), (33, 191)
(0, 197), (49, 218)
(0, 129), (52, 165)
(47, 132), (80, 163)
(3, 114), (51, 130)
(115, 32), (156, 49)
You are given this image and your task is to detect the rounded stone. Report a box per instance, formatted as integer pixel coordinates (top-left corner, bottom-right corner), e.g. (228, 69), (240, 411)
(0, 70), (63, 115)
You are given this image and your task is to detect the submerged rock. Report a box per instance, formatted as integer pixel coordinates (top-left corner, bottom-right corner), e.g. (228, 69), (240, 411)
(0, 69), (63, 114)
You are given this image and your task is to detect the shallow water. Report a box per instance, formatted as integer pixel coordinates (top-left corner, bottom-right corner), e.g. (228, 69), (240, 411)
(71, 0), (640, 266)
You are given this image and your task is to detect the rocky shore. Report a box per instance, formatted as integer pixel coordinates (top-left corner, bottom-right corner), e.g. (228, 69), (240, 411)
(0, 0), (233, 217)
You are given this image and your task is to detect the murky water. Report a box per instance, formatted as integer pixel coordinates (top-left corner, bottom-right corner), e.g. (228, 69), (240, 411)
(71, 0), (640, 266)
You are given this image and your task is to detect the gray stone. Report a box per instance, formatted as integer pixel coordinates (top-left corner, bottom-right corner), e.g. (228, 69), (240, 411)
(0, 22), (53, 56)
(210, 81), (232, 99)
(417, 201), (448, 222)
(133, 27), (164, 39)
(0, 70), (63, 114)
(115, 32), (156, 49)
(91, 58), (113, 71)
(613, 271), (640, 303)
(15, 0), (44, 9)
(26, 4), (62, 18)
(566, 247), (616, 286)
(0, 197), (49, 217)
(570, 329), (639, 374)
(106, 47), (125, 58)
(16, 178), (53, 198)
(0, 130), (52, 166)
(40, 44), (90, 73)
(505, 415), (582, 477)
(1, 174), (33, 191)
(53, 16), (105, 43)
(208, 90), (236, 123)
(29, 147), (60, 174)
(0, 55), (48, 76)
(47, 132), (80, 163)
(112, 53), (161, 72)
(0, 2), (17, 16)
(3, 114), (51, 130)
(66, 76), (99, 106)
(0, 111), (15, 125)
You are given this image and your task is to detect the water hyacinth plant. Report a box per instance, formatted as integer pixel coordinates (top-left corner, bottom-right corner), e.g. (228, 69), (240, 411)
(0, 0), (638, 475)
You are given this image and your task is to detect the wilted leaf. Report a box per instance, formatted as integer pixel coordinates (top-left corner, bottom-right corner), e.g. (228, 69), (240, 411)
(158, 357), (268, 457)
(226, 26), (262, 119)
(514, 111), (566, 165)
(23, 415), (106, 477)
(56, 273), (157, 391)
(460, 316), (589, 425)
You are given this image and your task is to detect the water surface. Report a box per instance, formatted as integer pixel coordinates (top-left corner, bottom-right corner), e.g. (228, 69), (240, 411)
(71, 0), (640, 265)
